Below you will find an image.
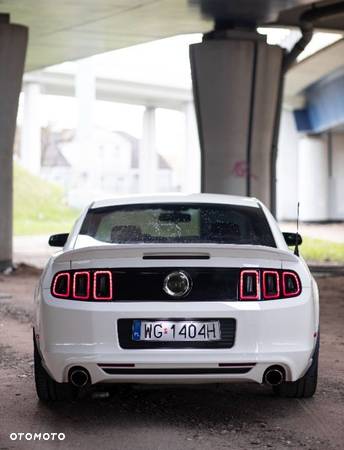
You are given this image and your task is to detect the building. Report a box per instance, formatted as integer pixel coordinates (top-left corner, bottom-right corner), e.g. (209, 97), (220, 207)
(39, 127), (173, 208)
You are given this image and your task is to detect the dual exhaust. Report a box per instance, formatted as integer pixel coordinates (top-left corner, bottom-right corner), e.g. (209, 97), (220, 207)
(68, 365), (285, 387)
(264, 366), (285, 386)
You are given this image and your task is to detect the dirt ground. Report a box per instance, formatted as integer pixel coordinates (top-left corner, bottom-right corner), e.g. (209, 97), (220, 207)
(0, 266), (343, 450)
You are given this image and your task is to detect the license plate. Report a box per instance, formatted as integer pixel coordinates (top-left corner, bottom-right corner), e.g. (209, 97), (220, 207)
(132, 320), (221, 342)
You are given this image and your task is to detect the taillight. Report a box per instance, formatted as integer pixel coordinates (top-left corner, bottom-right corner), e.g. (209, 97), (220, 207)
(93, 271), (113, 300)
(52, 272), (70, 298)
(262, 270), (280, 299)
(240, 270), (260, 300)
(51, 270), (113, 301)
(239, 269), (301, 300)
(282, 271), (301, 297)
(73, 271), (90, 300)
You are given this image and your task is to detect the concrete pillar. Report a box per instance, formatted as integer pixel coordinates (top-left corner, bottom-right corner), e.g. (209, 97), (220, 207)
(298, 135), (329, 221)
(276, 109), (299, 221)
(75, 58), (95, 198)
(0, 19), (28, 270)
(20, 83), (41, 175)
(190, 31), (283, 208)
(139, 106), (157, 193)
(330, 132), (344, 220)
(182, 101), (201, 193)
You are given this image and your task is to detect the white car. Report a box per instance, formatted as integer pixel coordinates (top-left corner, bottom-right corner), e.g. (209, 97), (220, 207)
(33, 194), (319, 401)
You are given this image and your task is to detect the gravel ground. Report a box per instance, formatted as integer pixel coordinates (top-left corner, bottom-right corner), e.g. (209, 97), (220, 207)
(0, 267), (343, 450)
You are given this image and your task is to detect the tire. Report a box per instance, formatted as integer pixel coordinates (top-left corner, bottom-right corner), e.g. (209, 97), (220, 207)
(273, 333), (319, 398)
(33, 331), (77, 402)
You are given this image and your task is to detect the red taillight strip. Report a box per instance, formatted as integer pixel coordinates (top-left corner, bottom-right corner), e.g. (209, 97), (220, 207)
(282, 271), (301, 297)
(52, 272), (71, 298)
(240, 269), (260, 300)
(262, 270), (280, 299)
(239, 269), (301, 301)
(73, 271), (90, 300)
(93, 270), (113, 300)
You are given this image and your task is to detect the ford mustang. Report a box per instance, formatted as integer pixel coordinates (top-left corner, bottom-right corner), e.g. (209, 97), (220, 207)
(33, 194), (319, 401)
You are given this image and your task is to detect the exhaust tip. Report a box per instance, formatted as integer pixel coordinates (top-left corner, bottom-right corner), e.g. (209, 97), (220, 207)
(264, 366), (284, 386)
(69, 367), (90, 387)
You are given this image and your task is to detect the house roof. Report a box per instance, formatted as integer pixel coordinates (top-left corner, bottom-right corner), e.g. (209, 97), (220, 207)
(115, 130), (171, 170)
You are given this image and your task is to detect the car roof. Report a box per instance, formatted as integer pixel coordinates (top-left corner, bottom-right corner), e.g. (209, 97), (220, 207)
(90, 193), (260, 209)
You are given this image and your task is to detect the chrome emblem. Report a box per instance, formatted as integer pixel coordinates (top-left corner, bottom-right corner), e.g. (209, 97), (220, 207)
(163, 271), (192, 298)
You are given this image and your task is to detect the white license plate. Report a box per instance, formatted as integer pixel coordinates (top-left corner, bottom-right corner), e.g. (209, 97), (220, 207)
(132, 320), (221, 342)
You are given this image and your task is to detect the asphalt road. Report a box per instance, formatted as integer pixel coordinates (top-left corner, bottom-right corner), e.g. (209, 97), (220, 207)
(0, 266), (343, 450)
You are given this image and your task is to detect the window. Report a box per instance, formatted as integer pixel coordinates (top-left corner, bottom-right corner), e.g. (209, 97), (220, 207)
(79, 203), (275, 247)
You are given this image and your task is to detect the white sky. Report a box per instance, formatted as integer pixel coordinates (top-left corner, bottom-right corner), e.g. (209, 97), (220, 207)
(46, 34), (203, 89)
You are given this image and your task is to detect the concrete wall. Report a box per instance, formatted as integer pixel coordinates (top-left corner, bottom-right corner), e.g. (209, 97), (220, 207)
(330, 133), (344, 220)
(298, 135), (329, 221)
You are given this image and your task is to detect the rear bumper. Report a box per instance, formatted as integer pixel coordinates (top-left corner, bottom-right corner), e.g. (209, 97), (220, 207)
(37, 289), (318, 384)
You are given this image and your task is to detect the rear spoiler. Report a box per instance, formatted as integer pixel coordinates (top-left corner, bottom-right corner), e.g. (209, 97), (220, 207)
(55, 243), (297, 264)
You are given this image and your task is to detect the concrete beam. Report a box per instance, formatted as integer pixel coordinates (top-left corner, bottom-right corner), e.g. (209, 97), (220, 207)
(0, 20), (28, 270)
(24, 71), (192, 111)
(285, 38), (344, 100)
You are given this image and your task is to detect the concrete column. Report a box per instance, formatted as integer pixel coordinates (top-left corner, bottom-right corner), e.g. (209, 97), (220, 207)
(0, 19), (28, 270)
(182, 101), (201, 193)
(298, 135), (329, 221)
(190, 31), (283, 208)
(139, 106), (157, 193)
(330, 133), (344, 220)
(75, 59), (96, 199)
(20, 83), (41, 175)
(276, 109), (299, 221)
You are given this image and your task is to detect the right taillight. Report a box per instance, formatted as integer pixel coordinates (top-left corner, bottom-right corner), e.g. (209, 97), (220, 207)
(282, 271), (301, 297)
(239, 269), (301, 300)
(240, 270), (260, 300)
(262, 270), (280, 299)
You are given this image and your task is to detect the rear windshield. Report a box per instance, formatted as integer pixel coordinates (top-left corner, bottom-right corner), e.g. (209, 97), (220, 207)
(79, 203), (275, 247)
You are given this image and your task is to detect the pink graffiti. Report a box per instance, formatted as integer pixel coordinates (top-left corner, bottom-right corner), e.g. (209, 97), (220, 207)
(232, 161), (258, 180)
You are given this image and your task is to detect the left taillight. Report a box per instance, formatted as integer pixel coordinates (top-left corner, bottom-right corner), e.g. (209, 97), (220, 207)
(93, 270), (113, 300)
(73, 271), (90, 299)
(52, 272), (71, 298)
(51, 270), (113, 301)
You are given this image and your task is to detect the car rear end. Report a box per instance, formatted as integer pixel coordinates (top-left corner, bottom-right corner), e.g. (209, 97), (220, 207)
(34, 197), (319, 389)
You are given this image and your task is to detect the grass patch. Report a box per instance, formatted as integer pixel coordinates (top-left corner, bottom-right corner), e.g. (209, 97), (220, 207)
(299, 236), (344, 263)
(14, 163), (79, 235)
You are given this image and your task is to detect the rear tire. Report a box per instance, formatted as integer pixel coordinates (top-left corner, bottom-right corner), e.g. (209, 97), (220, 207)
(273, 334), (319, 398)
(33, 332), (77, 402)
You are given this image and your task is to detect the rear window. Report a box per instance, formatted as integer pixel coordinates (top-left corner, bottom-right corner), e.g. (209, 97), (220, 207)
(79, 203), (275, 247)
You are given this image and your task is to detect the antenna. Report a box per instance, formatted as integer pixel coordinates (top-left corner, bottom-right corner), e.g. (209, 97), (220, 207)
(294, 202), (300, 256)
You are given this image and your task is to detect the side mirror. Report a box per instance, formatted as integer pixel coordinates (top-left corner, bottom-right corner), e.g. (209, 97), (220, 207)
(283, 232), (302, 247)
(48, 233), (69, 247)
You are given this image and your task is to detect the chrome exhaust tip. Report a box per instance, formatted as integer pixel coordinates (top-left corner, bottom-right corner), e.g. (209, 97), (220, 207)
(69, 368), (90, 387)
(264, 367), (284, 386)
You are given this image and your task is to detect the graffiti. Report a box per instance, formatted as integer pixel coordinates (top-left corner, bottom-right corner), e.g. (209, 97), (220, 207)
(232, 161), (258, 180)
